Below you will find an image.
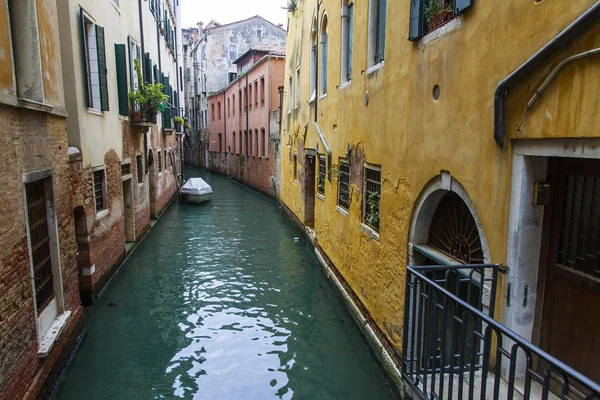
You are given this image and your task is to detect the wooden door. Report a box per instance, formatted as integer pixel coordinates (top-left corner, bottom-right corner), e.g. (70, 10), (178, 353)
(540, 158), (600, 384)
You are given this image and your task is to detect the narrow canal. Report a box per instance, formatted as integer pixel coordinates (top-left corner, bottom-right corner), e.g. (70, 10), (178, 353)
(57, 168), (398, 400)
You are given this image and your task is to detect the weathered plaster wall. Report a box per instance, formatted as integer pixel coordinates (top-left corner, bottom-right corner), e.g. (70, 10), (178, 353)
(36, 0), (65, 108)
(0, 0), (15, 97)
(280, 0), (600, 355)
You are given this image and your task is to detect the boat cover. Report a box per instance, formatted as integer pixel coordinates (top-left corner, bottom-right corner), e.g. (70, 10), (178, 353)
(181, 178), (213, 196)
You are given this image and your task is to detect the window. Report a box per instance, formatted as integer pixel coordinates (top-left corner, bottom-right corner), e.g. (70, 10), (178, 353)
(211, 104), (215, 120)
(229, 44), (237, 60)
(217, 102), (221, 119)
(239, 131), (243, 155)
(227, 98), (230, 118)
(261, 128), (267, 157)
(294, 68), (300, 108)
(288, 75), (293, 112)
(257, 28), (262, 38)
(310, 16), (318, 99)
(239, 89), (242, 113)
(320, 13), (328, 96)
(93, 169), (107, 212)
(249, 85), (253, 110)
(81, 10), (109, 110)
(136, 155), (143, 183)
(254, 81), (258, 108)
(363, 165), (381, 232)
(115, 44), (129, 116)
(342, 3), (354, 83)
(260, 77), (265, 107)
(158, 151), (162, 173)
(409, 0), (472, 40)
(164, 150), (167, 170)
(318, 156), (326, 195)
(232, 94), (236, 114)
(233, 132), (236, 153)
(128, 36), (141, 91)
(293, 154), (298, 181)
(338, 160), (350, 210)
(249, 130), (253, 156)
(255, 129), (259, 156)
(368, 0), (387, 67)
(121, 163), (131, 176)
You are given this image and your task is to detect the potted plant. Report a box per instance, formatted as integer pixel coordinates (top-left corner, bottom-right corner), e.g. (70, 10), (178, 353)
(425, 0), (451, 32)
(129, 59), (169, 124)
(184, 123), (191, 131)
(173, 116), (185, 131)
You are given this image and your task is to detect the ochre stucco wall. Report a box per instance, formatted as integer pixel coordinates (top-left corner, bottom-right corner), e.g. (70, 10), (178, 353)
(280, 0), (600, 352)
(0, 0), (15, 96)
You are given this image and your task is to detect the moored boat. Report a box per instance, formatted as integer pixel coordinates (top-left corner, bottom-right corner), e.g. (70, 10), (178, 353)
(181, 178), (212, 203)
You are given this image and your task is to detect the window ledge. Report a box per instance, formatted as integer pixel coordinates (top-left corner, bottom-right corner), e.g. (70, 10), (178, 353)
(336, 205), (349, 217)
(96, 209), (109, 220)
(361, 223), (380, 241)
(318, 93), (328, 100)
(340, 81), (352, 91)
(38, 311), (71, 358)
(418, 16), (464, 48)
(118, 115), (129, 121)
(87, 108), (103, 116)
(366, 62), (385, 76)
(110, 0), (122, 14)
(19, 98), (68, 118)
(308, 96), (316, 105)
(317, 193), (325, 201)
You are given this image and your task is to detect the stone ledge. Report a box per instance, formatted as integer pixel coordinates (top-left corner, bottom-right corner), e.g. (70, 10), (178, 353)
(38, 311), (71, 358)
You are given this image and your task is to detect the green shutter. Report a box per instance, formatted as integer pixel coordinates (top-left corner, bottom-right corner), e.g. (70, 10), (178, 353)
(79, 8), (90, 107)
(150, 0), (154, 14)
(143, 53), (151, 84)
(376, 0), (387, 63)
(96, 25), (109, 111)
(348, 4), (353, 80)
(454, 0), (473, 14)
(153, 64), (158, 84)
(409, 0), (425, 41)
(115, 44), (129, 116)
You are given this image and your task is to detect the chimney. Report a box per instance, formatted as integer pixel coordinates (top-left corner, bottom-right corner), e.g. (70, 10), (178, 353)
(277, 23), (283, 28)
(192, 31), (198, 43)
(197, 21), (204, 36)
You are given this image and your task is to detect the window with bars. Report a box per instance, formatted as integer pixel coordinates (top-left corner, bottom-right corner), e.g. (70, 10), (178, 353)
(338, 160), (350, 210)
(93, 169), (107, 213)
(158, 151), (162, 173)
(363, 166), (381, 231)
(136, 155), (143, 183)
(318, 156), (326, 196)
(293, 154), (298, 181)
(25, 179), (55, 312)
(121, 163), (131, 176)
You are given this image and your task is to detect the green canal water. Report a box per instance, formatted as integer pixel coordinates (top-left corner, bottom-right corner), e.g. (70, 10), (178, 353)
(57, 168), (398, 400)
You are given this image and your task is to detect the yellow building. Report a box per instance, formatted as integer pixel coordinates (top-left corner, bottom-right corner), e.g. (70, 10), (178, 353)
(281, 0), (600, 397)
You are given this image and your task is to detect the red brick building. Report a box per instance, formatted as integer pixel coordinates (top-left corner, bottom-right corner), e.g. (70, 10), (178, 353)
(207, 48), (285, 197)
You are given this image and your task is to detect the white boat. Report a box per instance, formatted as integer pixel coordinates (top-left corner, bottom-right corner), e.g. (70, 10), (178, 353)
(180, 178), (212, 203)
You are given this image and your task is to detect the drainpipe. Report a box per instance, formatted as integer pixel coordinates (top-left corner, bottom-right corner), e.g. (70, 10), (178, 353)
(314, 122), (332, 181)
(493, 1), (600, 148)
(223, 90), (227, 169)
(278, 86), (284, 136)
(314, 2), (320, 123)
(245, 73), (249, 157)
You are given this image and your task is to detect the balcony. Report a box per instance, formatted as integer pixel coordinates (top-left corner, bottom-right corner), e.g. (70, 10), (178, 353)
(402, 264), (600, 400)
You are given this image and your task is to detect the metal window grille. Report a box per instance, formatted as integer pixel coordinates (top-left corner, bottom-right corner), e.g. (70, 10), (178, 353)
(364, 167), (381, 231)
(158, 151), (162, 172)
(558, 174), (600, 279)
(26, 179), (55, 312)
(338, 161), (350, 210)
(121, 163), (131, 176)
(318, 156), (326, 195)
(93, 170), (105, 212)
(136, 155), (143, 183)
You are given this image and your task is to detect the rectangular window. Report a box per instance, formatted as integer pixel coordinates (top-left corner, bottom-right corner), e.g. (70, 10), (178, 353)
(288, 75), (293, 112)
(244, 87), (247, 111)
(255, 130), (258, 156)
(293, 154), (298, 181)
(229, 44), (237, 60)
(233, 94), (236, 114)
(262, 129), (267, 157)
(338, 160), (350, 210)
(81, 11), (108, 110)
(260, 77), (265, 107)
(158, 151), (162, 173)
(254, 81), (258, 108)
(114, 44), (129, 116)
(128, 36), (140, 91)
(363, 165), (382, 232)
(294, 68), (300, 108)
(343, 4), (354, 82)
(239, 131), (243, 154)
(249, 130), (253, 156)
(93, 169), (107, 212)
(320, 28), (328, 95)
(239, 89), (242, 114)
(318, 156), (326, 196)
(227, 98), (230, 118)
(25, 179), (55, 313)
(228, 72), (237, 83)
(212, 104), (215, 120)
(249, 85), (253, 110)
(375, 0), (387, 64)
(217, 102), (221, 119)
(121, 163), (131, 176)
(136, 155), (143, 183)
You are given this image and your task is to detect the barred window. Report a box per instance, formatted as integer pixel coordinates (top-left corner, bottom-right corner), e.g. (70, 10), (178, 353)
(93, 169), (107, 212)
(293, 154), (298, 181)
(318, 155), (326, 195)
(363, 165), (381, 231)
(338, 160), (350, 210)
(136, 155), (143, 183)
(158, 151), (162, 173)
(121, 162), (131, 176)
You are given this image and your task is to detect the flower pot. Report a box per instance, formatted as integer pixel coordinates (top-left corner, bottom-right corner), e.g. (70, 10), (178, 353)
(131, 111), (142, 122)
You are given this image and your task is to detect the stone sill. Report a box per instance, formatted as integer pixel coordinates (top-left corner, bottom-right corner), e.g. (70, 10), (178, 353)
(336, 205), (349, 217)
(418, 16), (464, 48)
(131, 121), (156, 127)
(317, 193), (325, 201)
(340, 81), (352, 91)
(361, 223), (380, 241)
(366, 61), (385, 76)
(38, 311), (71, 358)
(96, 209), (109, 220)
(0, 95), (68, 118)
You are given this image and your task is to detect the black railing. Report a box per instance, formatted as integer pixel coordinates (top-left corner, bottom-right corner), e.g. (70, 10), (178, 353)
(402, 264), (600, 400)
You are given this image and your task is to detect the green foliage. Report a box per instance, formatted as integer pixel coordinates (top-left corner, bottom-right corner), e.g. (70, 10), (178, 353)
(366, 191), (380, 229)
(173, 116), (185, 125)
(317, 175), (325, 191)
(128, 58), (169, 114)
(425, 0), (451, 21)
(184, 123), (191, 130)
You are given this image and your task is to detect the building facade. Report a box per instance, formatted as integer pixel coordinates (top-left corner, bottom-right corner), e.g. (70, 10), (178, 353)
(57, 0), (183, 303)
(184, 16), (286, 168)
(0, 0), (84, 398)
(281, 0), (600, 397)
(207, 49), (285, 197)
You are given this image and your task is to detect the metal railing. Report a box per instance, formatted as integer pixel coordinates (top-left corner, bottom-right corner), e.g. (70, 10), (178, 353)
(402, 264), (600, 400)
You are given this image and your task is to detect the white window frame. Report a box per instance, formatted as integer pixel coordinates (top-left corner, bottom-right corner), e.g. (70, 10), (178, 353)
(294, 67), (300, 109)
(92, 165), (109, 217)
(367, 0), (387, 71)
(288, 75), (293, 112)
(228, 43), (237, 61)
(82, 12), (102, 110)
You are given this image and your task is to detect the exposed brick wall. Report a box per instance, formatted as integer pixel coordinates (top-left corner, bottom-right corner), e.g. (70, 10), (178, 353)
(0, 105), (83, 399)
(149, 130), (179, 218)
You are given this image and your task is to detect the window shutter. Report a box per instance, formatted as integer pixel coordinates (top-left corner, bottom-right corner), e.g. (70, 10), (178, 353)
(454, 0), (473, 14)
(348, 4), (353, 80)
(143, 53), (151, 84)
(115, 44), (129, 116)
(376, 0), (387, 62)
(79, 8), (90, 107)
(96, 25), (109, 111)
(409, 0), (425, 41)
(153, 64), (158, 84)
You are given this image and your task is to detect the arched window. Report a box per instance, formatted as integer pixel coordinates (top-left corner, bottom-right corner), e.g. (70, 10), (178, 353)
(320, 12), (328, 96)
(341, 1), (354, 84)
(310, 14), (318, 100)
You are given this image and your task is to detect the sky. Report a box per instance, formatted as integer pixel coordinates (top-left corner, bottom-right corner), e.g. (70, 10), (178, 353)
(180, 0), (288, 29)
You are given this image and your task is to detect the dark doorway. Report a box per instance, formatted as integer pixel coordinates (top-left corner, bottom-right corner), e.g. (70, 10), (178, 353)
(122, 179), (134, 242)
(303, 154), (316, 227)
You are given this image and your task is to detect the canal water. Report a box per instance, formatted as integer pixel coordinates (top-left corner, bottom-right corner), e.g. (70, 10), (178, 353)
(57, 168), (398, 400)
